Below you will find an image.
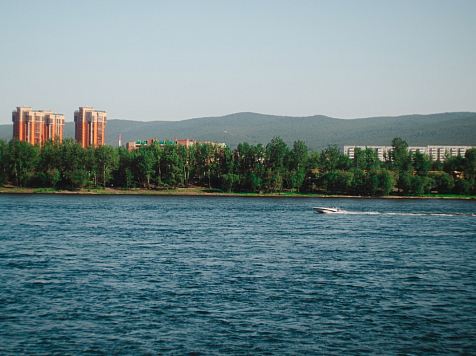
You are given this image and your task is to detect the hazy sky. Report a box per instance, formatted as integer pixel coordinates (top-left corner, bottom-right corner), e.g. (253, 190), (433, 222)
(1, 0), (475, 124)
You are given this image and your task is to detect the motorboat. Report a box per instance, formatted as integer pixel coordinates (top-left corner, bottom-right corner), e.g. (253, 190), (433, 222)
(313, 207), (339, 214)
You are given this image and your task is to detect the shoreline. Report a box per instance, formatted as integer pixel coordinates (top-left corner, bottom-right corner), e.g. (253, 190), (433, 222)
(0, 187), (474, 200)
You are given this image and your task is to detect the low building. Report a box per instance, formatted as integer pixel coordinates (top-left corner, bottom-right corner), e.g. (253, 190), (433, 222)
(12, 107), (65, 146)
(427, 146), (470, 161)
(125, 138), (162, 151)
(344, 146), (391, 161)
(344, 145), (472, 161)
(124, 137), (198, 151)
(199, 141), (227, 148)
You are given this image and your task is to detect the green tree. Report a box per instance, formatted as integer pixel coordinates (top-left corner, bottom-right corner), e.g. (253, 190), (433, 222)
(379, 169), (396, 196)
(38, 139), (61, 187)
(115, 147), (135, 189)
(390, 138), (412, 193)
(59, 139), (89, 189)
(221, 173), (239, 192)
(433, 172), (454, 194)
(217, 146), (236, 191)
(413, 151), (431, 176)
(136, 144), (155, 189)
(285, 140), (309, 192)
(84, 146), (97, 187)
(431, 159), (444, 171)
(180, 144), (193, 187)
(161, 142), (185, 188)
(149, 142), (164, 186)
(464, 148), (476, 180)
(0, 140), (9, 185)
(217, 146), (234, 177)
(234, 143), (265, 192)
(352, 148), (366, 170)
(265, 137), (289, 192)
(366, 169), (380, 196)
(320, 145), (342, 171)
(399, 171), (414, 195)
(236, 142), (252, 178)
(322, 170), (354, 194)
(309, 150), (320, 170)
(95, 145), (119, 188)
(6, 139), (40, 187)
(390, 138), (410, 171)
(349, 168), (367, 195)
(454, 178), (471, 195)
(410, 175), (434, 196)
(443, 155), (465, 173)
(193, 143), (217, 188)
(353, 147), (379, 170)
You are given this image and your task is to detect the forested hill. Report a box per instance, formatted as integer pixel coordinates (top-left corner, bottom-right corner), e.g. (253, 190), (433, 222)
(1, 112), (475, 151)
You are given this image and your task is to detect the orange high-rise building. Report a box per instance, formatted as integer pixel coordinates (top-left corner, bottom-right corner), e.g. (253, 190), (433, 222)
(12, 107), (65, 146)
(74, 107), (107, 148)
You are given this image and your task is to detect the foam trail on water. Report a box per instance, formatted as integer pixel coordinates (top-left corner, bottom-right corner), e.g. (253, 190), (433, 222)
(336, 211), (476, 217)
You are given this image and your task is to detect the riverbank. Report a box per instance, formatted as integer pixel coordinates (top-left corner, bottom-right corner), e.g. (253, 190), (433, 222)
(0, 186), (475, 199)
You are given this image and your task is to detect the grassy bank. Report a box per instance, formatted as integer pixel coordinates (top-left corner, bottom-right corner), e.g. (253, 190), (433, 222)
(1, 186), (475, 199)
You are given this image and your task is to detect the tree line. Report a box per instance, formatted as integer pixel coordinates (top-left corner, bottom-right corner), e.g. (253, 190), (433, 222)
(0, 137), (475, 196)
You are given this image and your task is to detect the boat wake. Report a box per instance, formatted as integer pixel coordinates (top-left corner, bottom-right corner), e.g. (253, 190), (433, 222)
(335, 211), (476, 217)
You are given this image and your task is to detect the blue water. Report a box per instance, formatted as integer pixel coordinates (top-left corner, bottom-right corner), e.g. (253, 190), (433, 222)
(1, 195), (475, 355)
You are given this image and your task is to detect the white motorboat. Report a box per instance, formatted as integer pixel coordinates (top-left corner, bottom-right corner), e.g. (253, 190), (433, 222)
(313, 207), (339, 214)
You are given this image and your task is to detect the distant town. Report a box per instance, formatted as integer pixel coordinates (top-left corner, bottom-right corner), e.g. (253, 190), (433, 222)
(12, 106), (225, 151)
(11, 106), (472, 161)
(3, 106), (474, 197)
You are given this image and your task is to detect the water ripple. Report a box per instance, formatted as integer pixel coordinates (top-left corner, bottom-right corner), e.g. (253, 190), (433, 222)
(0, 195), (475, 355)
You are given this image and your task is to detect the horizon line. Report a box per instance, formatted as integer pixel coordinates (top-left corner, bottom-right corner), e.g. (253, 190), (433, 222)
(3, 110), (475, 125)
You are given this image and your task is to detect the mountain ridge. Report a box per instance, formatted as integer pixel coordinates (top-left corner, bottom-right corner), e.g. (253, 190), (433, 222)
(1, 112), (475, 152)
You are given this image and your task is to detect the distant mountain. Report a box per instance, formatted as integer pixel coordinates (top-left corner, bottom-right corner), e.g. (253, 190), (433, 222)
(1, 112), (475, 152)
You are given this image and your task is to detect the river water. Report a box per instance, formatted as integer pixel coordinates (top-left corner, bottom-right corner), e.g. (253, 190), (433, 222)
(1, 194), (475, 355)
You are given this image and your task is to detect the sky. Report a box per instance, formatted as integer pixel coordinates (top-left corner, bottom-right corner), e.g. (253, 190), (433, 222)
(1, 0), (475, 124)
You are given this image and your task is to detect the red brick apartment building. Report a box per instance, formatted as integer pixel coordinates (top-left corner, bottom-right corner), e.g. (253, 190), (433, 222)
(12, 107), (65, 146)
(74, 107), (107, 148)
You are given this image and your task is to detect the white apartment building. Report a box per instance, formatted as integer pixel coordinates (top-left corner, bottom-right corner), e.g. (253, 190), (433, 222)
(344, 145), (472, 161)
